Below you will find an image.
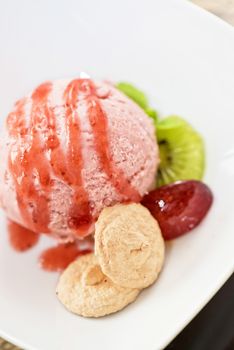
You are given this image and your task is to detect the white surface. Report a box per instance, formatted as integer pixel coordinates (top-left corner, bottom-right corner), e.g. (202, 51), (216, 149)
(0, 0), (234, 349)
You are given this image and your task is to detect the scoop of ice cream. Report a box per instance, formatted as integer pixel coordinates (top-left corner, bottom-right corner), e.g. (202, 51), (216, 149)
(0, 78), (159, 241)
(56, 253), (139, 317)
(95, 203), (165, 289)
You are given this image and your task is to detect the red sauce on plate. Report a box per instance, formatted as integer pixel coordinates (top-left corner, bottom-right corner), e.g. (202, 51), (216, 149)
(39, 243), (92, 272)
(8, 220), (39, 252)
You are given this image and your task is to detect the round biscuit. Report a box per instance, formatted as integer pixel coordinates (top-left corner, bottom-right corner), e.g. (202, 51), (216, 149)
(56, 253), (139, 318)
(95, 203), (165, 289)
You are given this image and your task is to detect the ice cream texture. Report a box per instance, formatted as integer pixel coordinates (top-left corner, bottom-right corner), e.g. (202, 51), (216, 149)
(0, 78), (158, 241)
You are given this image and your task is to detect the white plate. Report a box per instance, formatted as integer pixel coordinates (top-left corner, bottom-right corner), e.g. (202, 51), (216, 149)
(0, 0), (234, 349)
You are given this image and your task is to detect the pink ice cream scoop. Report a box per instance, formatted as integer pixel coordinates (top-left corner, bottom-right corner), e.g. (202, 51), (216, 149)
(0, 78), (159, 241)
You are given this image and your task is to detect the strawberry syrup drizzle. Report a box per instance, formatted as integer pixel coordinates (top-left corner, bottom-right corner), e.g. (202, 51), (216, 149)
(63, 80), (93, 233)
(7, 98), (27, 137)
(6, 81), (92, 236)
(6, 78), (140, 269)
(87, 95), (140, 202)
(83, 79), (140, 201)
(8, 83), (53, 233)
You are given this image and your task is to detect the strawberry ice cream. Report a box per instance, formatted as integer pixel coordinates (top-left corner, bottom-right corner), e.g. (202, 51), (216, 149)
(0, 78), (158, 241)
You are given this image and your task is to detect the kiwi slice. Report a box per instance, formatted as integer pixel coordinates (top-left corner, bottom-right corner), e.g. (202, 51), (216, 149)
(116, 82), (158, 124)
(156, 116), (205, 187)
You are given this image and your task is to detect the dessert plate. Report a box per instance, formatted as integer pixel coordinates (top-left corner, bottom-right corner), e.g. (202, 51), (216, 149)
(0, 0), (234, 349)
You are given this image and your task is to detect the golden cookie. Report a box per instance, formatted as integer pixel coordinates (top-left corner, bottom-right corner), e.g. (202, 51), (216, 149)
(56, 253), (139, 318)
(95, 203), (165, 289)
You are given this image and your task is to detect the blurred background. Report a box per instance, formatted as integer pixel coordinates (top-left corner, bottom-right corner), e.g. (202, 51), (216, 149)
(193, 0), (234, 25)
(0, 0), (234, 349)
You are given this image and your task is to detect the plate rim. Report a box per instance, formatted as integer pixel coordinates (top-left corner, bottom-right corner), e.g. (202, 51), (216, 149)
(1, 0), (234, 349)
